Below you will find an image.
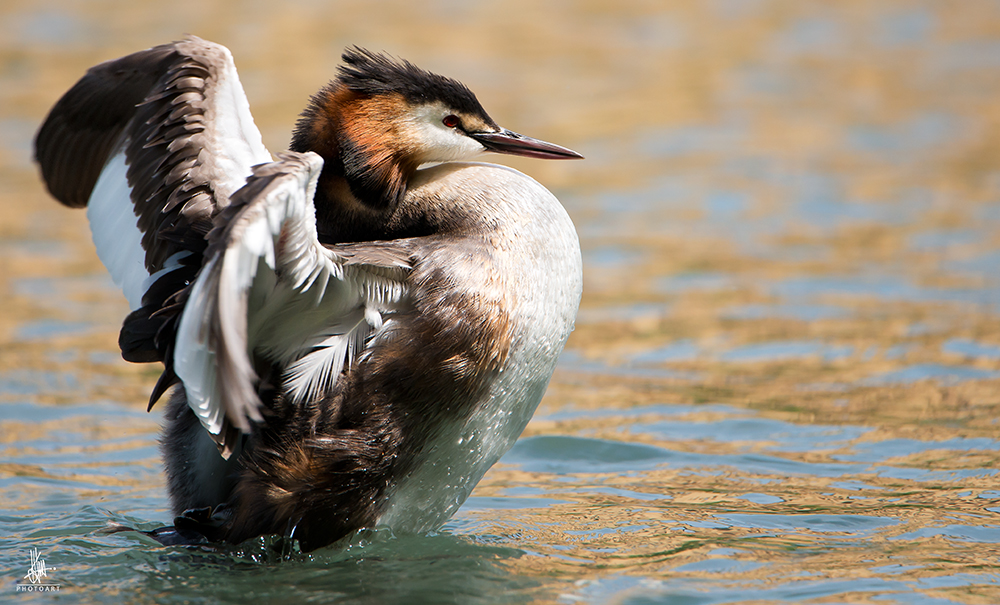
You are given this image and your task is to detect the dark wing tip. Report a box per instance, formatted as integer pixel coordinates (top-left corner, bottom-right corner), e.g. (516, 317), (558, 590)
(34, 44), (184, 207)
(33, 38), (232, 208)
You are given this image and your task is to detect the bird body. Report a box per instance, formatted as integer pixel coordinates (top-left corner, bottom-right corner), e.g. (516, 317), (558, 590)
(35, 37), (582, 551)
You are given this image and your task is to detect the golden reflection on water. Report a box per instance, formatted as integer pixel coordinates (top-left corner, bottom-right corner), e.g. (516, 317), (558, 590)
(4, 0), (1000, 603)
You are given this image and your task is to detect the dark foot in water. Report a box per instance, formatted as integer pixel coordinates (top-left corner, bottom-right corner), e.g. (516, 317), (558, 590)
(142, 524), (212, 546)
(104, 505), (230, 547)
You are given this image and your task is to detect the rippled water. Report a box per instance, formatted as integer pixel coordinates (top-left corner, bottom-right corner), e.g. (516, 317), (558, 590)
(4, 1), (1000, 603)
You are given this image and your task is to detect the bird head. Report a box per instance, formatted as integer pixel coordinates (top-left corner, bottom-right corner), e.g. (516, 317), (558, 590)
(291, 47), (582, 212)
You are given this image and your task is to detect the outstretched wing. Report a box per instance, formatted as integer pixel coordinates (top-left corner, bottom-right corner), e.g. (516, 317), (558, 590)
(34, 36), (272, 371)
(175, 152), (411, 457)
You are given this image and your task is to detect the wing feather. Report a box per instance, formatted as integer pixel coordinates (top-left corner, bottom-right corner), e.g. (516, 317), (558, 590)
(175, 152), (412, 457)
(35, 37), (272, 384)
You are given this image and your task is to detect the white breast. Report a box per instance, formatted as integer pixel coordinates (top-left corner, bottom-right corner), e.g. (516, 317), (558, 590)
(376, 163), (583, 532)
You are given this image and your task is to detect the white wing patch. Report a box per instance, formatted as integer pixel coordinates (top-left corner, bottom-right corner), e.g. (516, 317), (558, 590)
(87, 150), (148, 310)
(81, 40), (272, 313)
(200, 45), (272, 201)
(174, 152), (409, 450)
(282, 310), (373, 402)
(174, 255), (225, 435)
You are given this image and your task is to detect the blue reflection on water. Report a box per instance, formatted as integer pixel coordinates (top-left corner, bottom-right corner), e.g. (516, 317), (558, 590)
(637, 415), (866, 451)
(722, 302), (848, 321)
(504, 403), (1000, 498)
(892, 525), (1000, 543)
(847, 113), (961, 156)
(720, 340), (853, 363)
(658, 272), (737, 293)
(582, 576), (955, 605)
(737, 493), (783, 504)
(14, 319), (93, 341)
(876, 8), (935, 46)
(718, 513), (898, 534)
(0, 9), (90, 48)
(0, 372), (78, 397)
(641, 120), (748, 159)
(583, 245), (644, 268)
(836, 437), (1000, 462)
(862, 364), (1000, 385)
(507, 434), (860, 478)
(631, 340), (701, 364)
(942, 339), (1000, 360)
(908, 229), (979, 251)
(766, 274), (997, 306)
(672, 557), (768, 575)
(771, 17), (845, 57)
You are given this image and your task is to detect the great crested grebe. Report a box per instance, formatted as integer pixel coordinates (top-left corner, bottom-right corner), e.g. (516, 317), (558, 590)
(34, 37), (582, 552)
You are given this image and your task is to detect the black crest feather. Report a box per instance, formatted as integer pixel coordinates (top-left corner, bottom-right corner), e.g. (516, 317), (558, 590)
(338, 47), (494, 126)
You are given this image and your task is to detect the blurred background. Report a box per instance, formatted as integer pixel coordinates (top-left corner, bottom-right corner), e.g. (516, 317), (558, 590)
(4, 0), (1000, 603)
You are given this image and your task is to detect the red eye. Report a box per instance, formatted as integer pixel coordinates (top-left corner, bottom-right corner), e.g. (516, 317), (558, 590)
(442, 115), (460, 128)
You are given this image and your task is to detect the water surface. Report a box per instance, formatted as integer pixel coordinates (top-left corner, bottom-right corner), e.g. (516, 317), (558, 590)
(4, 1), (1000, 603)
